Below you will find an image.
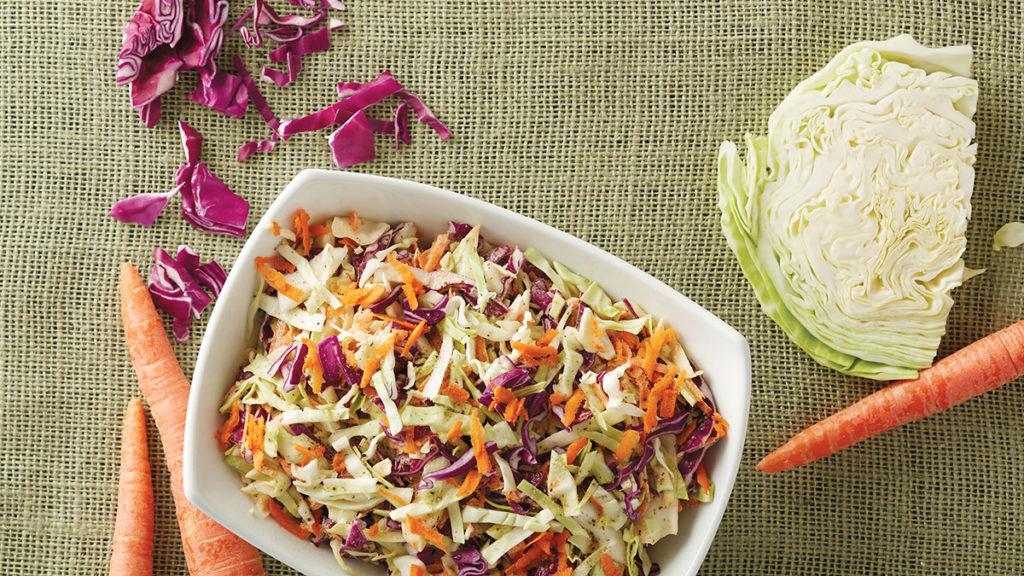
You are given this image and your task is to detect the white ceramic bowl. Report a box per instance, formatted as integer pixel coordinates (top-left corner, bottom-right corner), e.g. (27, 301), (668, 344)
(184, 169), (751, 576)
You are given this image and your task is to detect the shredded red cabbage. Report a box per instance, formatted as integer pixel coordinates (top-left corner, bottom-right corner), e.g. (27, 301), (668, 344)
(451, 548), (489, 576)
(343, 518), (368, 550)
(447, 221), (472, 241)
(402, 294), (449, 325)
(328, 110), (376, 169)
(179, 163), (249, 237)
(261, 25), (337, 87)
(316, 335), (343, 385)
(393, 101), (410, 148)
(398, 89), (452, 140)
(147, 245), (223, 341)
(139, 98), (162, 128)
(178, 120), (203, 165)
(418, 442), (497, 489)
(176, 0), (229, 70)
(109, 187), (178, 227)
(189, 68), (249, 117)
(279, 71), (403, 139)
(116, 0), (185, 85)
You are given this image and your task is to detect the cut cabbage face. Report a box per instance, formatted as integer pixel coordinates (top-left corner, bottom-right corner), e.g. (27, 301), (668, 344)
(718, 35), (978, 380)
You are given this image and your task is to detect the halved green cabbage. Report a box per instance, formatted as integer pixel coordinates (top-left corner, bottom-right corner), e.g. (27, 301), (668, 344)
(719, 35), (978, 380)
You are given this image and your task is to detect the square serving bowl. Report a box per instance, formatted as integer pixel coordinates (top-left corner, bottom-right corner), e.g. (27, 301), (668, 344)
(184, 169), (751, 576)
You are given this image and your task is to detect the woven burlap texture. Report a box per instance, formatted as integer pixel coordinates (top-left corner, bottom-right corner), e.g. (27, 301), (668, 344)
(2, 0), (1022, 574)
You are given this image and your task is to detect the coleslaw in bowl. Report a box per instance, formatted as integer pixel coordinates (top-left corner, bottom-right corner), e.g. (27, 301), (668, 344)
(219, 211), (727, 575)
(183, 170), (750, 576)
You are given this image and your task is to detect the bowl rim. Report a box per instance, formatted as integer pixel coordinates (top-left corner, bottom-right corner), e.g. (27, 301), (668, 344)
(184, 168), (751, 576)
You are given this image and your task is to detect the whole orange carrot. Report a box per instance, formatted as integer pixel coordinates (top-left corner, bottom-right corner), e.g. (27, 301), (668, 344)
(119, 262), (265, 575)
(759, 320), (1024, 473)
(110, 399), (153, 576)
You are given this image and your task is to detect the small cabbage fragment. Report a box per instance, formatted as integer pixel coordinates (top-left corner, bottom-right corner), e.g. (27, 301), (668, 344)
(109, 187), (178, 226)
(993, 222), (1024, 251)
(147, 245), (224, 340)
(189, 67), (249, 117)
(116, 0), (185, 85)
(328, 110), (376, 169)
(718, 35), (979, 380)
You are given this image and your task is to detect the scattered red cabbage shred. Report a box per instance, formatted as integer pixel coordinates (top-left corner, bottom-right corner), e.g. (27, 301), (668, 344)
(189, 67), (249, 117)
(147, 245), (223, 341)
(179, 163), (250, 237)
(109, 188), (179, 227)
(328, 110), (376, 169)
(116, 0), (185, 85)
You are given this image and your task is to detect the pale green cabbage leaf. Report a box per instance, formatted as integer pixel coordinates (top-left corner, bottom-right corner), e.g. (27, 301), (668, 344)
(718, 35), (979, 380)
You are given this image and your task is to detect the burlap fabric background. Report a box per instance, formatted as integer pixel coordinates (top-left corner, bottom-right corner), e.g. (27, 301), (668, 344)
(2, 0), (1022, 573)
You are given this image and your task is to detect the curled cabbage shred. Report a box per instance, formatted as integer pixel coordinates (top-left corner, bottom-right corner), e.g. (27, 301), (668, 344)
(718, 35), (978, 380)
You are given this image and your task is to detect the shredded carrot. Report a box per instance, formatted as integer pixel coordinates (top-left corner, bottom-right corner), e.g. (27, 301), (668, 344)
(301, 338), (324, 394)
(357, 284), (388, 307)
(613, 430), (640, 463)
(410, 565), (425, 576)
(608, 337), (632, 368)
(244, 411), (266, 471)
(600, 554), (624, 576)
(441, 381), (470, 404)
(386, 252), (422, 310)
(293, 208), (311, 255)
(403, 430), (420, 455)
(331, 452), (347, 474)
(555, 532), (570, 576)
(266, 499), (308, 540)
(445, 418), (464, 442)
(377, 486), (410, 506)
(696, 463), (710, 493)
(402, 320), (428, 358)
(422, 233), (450, 272)
(348, 211), (360, 232)
(536, 329), (559, 347)
(561, 389), (586, 428)
(503, 397), (521, 423)
(676, 418), (698, 447)
(254, 255), (296, 273)
(406, 515), (447, 552)
(309, 223), (330, 236)
(271, 221), (281, 236)
(372, 312), (420, 330)
(360, 336), (395, 388)
(514, 398), (527, 422)
(661, 373), (685, 418)
(644, 367), (677, 433)
(712, 412), (729, 440)
(566, 438), (589, 465)
(217, 402), (241, 451)
(643, 395), (659, 436)
(469, 410), (492, 475)
(549, 392), (567, 406)
(257, 264), (305, 302)
(507, 533), (554, 574)
(491, 386), (518, 411)
(511, 341), (558, 358)
(456, 470), (483, 497)
(293, 443), (324, 466)
(474, 336), (488, 360)
(366, 522), (380, 537)
(641, 328), (674, 380)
